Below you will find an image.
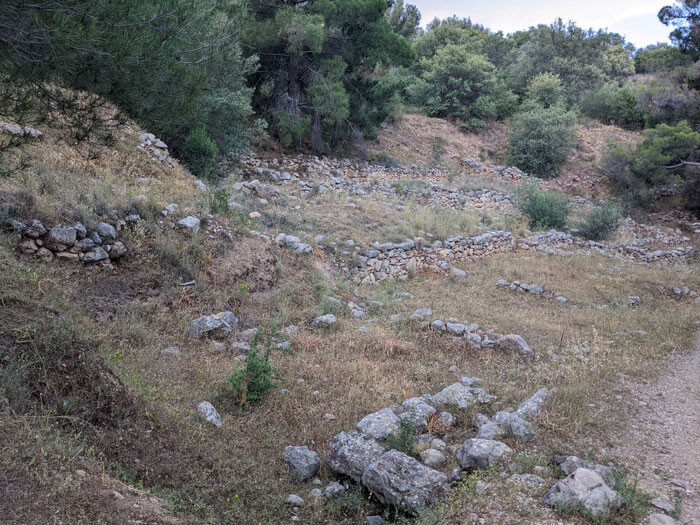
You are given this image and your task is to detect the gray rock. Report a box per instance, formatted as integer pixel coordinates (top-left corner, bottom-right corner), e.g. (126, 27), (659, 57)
(82, 246), (109, 262)
(366, 516), (384, 525)
(543, 468), (621, 516)
(283, 446), (320, 480)
(446, 323), (466, 336)
(627, 296), (641, 307)
(186, 311), (238, 338)
(492, 411), (534, 442)
(177, 216), (201, 233)
(558, 456), (616, 488)
(311, 314), (337, 328)
(398, 397), (436, 429)
(25, 220), (47, 238)
(516, 388), (550, 419)
(161, 346), (180, 356)
(648, 513), (678, 525)
(430, 383), (477, 409)
(96, 222), (116, 241)
(449, 467), (464, 483)
(357, 408), (400, 439)
(476, 420), (506, 440)
(46, 226), (76, 249)
(496, 334), (532, 357)
(90, 232), (102, 245)
(409, 308), (432, 321)
(77, 238), (96, 251)
(285, 494), (304, 506)
(197, 401), (222, 427)
(430, 319), (445, 331)
(460, 377), (484, 388)
(420, 448), (446, 468)
(326, 431), (386, 483)
(451, 268), (467, 278)
(456, 439), (513, 470)
(323, 481), (346, 498)
(361, 450), (447, 515)
(651, 495), (675, 513)
(108, 241), (127, 260)
(73, 222), (87, 239)
(309, 488), (322, 498)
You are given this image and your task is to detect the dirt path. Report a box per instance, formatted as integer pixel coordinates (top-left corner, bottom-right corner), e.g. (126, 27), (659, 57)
(607, 332), (700, 524)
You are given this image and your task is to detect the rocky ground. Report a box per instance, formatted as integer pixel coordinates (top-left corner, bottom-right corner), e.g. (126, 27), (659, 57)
(0, 113), (698, 524)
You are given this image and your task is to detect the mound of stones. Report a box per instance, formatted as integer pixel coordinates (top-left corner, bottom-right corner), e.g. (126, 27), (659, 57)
(15, 219), (131, 265)
(316, 379), (550, 515)
(138, 132), (178, 168)
(409, 309), (533, 357)
(496, 279), (571, 305)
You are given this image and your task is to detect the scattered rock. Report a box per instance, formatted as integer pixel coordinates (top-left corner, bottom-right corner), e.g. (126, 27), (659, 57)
(177, 216), (201, 233)
(283, 446), (320, 480)
(650, 495), (675, 513)
(361, 449), (447, 515)
(186, 312), (238, 338)
(456, 439), (513, 470)
(311, 314), (337, 328)
(285, 494), (304, 506)
(647, 513), (678, 525)
(495, 334), (533, 357)
(543, 468), (621, 516)
(326, 431), (386, 483)
(357, 408), (400, 440)
(420, 448), (446, 469)
(196, 401), (222, 427)
(557, 456), (616, 488)
(516, 388), (550, 418)
(323, 481), (346, 498)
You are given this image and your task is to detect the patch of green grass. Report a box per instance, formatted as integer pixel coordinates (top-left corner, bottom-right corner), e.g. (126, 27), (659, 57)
(386, 416), (418, 455)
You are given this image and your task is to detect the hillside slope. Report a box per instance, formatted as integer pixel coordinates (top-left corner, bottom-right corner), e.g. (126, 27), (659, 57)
(0, 112), (698, 524)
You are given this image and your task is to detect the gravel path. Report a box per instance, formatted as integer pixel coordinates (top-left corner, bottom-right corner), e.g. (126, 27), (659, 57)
(608, 333), (700, 524)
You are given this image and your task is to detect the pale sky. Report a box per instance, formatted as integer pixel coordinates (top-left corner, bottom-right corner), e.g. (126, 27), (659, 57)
(412, 0), (674, 48)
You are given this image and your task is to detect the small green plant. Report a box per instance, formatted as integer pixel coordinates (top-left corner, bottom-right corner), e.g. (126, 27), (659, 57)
(386, 415), (418, 455)
(218, 327), (288, 409)
(518, 184), (570, 230)
(209, 188), (229, 214)
(577, 202), (622, 241)
(368, 151), (399, 167)
(430, 136), (447, 166)
(182, 127), (219, 179)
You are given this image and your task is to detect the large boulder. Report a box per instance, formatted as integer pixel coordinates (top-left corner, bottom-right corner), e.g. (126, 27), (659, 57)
(283, 446), (320, 480)
(543, 468), (621, 516)
(456, 439), (512, 470)
(186, 311), (238, 338)
(429, 383), (477, 409)
(356, 408), (400, 440)
(361, 450), (447, 515)
(326, 431), (385, 483)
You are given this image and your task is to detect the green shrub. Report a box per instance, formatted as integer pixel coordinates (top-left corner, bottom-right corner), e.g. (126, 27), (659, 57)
(578, 202), (622, 240)
(182, 128), (219, 179)
(581, 82), (646, 130)
(508, 105), (576, 178)
(386, 416), (418, 455)
(518, 185), (570, 230)
(219, 327), (288, 409)
(209, 188), (229, 214)
(526, 72), (565, 109)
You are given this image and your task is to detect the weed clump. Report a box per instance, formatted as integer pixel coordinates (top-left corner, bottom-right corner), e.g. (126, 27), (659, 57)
(386, 416), (418, 455)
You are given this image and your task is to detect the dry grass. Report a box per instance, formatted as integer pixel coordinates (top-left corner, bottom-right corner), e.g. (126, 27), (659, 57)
(1, 110), (697, 525)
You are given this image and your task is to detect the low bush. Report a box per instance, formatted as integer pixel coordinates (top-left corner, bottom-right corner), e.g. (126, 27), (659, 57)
(518, 185), (570, 230)
(182, 128), (219, 179)
(581, 82), (646, 130)
(508, 105), (576, 178)
(578, 202), (622, 240)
